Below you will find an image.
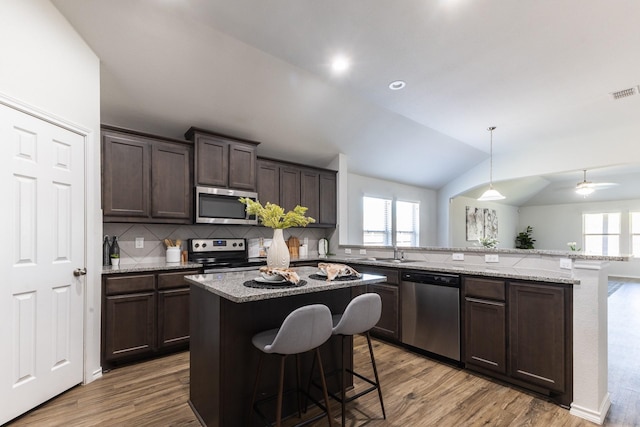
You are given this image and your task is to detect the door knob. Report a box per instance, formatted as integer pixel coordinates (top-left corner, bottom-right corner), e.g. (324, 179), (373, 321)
(73, 268), (87, 277)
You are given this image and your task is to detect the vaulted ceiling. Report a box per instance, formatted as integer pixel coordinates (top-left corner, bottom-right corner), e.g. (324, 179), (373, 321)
(52, 0), (640, 203)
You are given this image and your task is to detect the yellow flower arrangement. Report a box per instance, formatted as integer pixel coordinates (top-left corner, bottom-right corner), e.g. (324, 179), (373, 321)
(239, 198), (315, 229)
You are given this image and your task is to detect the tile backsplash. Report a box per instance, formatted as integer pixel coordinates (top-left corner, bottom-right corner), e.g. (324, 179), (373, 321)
(103, 223), (332, 265)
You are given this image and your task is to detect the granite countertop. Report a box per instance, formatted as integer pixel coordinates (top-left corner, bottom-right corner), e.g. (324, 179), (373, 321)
(184, 266), (387, 303)
(100, 257), (579, 284)
(341, 245), (630, 261)
(102, 262), (203, 275)
(334, 258), (579, 284)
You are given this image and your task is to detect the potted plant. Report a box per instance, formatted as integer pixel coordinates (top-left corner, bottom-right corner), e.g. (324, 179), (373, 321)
(239, 198), (315, 268)
(515, 226), (536, 249)
(479, 236), (499, 248)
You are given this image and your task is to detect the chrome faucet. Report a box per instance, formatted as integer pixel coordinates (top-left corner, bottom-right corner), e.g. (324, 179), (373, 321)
(394, 246), (404, 260)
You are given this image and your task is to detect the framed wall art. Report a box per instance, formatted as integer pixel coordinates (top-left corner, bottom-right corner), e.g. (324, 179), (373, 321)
(466, 206), (498, 241)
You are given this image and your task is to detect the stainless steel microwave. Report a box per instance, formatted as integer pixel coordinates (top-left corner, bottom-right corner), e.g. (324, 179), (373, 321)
(195, 186), (258, 225)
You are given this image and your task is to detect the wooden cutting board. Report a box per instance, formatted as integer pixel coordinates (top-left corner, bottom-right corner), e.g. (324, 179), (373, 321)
(287, 236), (300, 258)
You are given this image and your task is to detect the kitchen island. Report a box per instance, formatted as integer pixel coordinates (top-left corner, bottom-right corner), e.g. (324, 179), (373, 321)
(185, 266), (386, 427)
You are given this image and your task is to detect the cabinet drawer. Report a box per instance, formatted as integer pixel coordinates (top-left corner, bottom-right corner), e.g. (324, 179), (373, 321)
(464, 277), (505, 301)
(105, 274), (155, 295)
(157, 270), (201, 290)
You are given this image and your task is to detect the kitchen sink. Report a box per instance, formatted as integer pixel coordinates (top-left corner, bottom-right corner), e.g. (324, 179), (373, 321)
(362, 257), (418, 264)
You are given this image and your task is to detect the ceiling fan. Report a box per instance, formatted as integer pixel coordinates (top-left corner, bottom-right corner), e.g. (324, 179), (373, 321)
(575, 169), (619, 196)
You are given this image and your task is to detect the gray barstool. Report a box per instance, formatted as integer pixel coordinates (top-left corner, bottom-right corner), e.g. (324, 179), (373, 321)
(330, 293), (386, 425)
(250, 304), (334, 427)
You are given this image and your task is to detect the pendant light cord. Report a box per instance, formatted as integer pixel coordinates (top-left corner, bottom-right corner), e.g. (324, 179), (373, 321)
(488, 126), (496, 186)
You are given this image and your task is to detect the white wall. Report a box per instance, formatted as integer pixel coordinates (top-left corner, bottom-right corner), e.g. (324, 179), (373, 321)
(449, 196), (520, 248)
(0, 0), (102, 383)
(519, 199), (640, 278)
(437, 133), (640, 247)
(347, 173), (437, 246)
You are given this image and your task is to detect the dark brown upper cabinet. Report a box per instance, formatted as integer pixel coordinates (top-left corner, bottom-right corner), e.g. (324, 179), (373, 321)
(256, 159), (281, 206)
(102, 126), (193, 223)
(279, 165), (301, 212)
(318, 171), (337, 225)
(185, 127), (259, 191)
(256, 157), (337, 227)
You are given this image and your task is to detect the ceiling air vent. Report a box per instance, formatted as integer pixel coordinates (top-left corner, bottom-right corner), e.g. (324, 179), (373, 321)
(610, 86), (639, 100)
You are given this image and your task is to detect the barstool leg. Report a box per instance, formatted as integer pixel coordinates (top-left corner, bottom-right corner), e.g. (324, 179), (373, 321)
(366, 332), (386, 419)
(303, 350), (318, 413)
(295, 354), (302, 418)
(341, 335), (347, 427)
(276, 355), (287, 427)
(250, 352), (264, 423)
(315, 348), (334, 427)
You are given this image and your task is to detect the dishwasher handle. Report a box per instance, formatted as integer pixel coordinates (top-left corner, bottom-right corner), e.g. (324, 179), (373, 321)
(401, 271), (460, 287)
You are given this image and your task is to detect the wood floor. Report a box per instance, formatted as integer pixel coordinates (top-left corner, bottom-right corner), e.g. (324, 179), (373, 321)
(8, 283), (640, 427)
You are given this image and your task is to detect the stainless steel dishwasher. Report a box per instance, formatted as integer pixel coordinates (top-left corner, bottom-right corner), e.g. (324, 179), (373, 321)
(401, 271), (461, 361)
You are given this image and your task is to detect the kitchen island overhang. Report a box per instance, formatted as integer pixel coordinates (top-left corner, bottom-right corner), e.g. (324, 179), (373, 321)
(185, 267), (386, 427)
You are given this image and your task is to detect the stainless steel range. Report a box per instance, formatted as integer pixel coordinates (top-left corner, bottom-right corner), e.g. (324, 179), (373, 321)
(187, 238), (265, 272)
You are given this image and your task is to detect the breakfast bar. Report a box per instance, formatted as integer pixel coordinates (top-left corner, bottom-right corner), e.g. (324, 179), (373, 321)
(185, 266), (386, 427)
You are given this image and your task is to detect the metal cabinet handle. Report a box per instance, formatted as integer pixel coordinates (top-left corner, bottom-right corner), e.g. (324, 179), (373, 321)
(73, 268), (87, 277)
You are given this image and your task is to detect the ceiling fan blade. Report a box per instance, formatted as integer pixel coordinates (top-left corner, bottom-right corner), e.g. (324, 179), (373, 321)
(588, 182), (619, 189)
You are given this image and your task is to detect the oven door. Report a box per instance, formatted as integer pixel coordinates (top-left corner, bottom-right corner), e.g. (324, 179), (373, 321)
(195, 186), (258, 225)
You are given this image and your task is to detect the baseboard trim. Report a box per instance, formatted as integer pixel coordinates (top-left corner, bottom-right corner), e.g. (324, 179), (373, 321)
(570, 393), (611, 425)
(85, 367), (103, 385)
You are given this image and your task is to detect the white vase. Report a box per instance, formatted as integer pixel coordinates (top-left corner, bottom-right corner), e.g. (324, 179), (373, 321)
(267, 229), (290, 269)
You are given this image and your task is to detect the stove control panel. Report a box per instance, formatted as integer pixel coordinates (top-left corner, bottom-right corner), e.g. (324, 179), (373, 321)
(189, 238), (245, 253)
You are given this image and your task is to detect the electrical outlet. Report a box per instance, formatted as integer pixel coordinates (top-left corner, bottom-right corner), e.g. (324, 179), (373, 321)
(344, 248), (352, 254)
(452, 253), (464, 261)
(135, 237), (144, 249)
(559, 258), (573, 270)
(485, 254), (499, 263)
(359, 249), (367, 255)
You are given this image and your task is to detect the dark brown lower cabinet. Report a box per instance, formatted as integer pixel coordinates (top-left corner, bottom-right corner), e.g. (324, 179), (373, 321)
(462, 276), (572, 406)
(464, 297), (506, 374)
(369, 283), (399, 340)
(350, 264), (401, 341)
(509, 282), (566, 392)
(102, 269), (200, 368)
(158, 288), (190, 348)
(464, 277), (507, 373)
(104, 292), (156, 361)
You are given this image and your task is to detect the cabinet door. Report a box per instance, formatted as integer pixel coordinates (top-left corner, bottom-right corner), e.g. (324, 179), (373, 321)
(256, 160), (280, 205)
(280, 166), (301, 211)
(229, 142), (257, 190)
(157, 288), (190, 348)
(509, 282), (565, 392)
(464, 297), (506, 374)
(102, 133), (150, 218)
(369, 283), (399, 340)
(319, 172), (337, 225)
(195, 135), (229, 187)
(103, 292), (156, 362)
(352, 265), (400, 341)
(151, 141), (192, 221)
(300, 169), (320, 221)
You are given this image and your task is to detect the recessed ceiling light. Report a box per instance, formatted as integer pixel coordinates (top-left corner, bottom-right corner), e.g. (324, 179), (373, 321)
(389, 80), (406, 90)
(331, 56), (350, 73)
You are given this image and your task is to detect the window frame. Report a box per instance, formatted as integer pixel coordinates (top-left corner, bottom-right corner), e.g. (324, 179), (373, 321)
(631, 211), (640, 258)
(583, 212), (621, 256)
(362, 195), (420, 247)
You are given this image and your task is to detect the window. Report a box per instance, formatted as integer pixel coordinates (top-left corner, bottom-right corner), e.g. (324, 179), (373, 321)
(363, 196), (392, 246)
(631, 212), (640, 258)
(363, 196), (420, 247)
(396, 200), (420, 247)
(583, 213), (620, 256)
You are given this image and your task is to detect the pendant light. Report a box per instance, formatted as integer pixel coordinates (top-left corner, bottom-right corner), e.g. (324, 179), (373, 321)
(478, 126), (505, 201)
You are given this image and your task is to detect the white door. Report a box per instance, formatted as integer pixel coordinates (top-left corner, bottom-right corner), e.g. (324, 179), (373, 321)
(0, 103), (85, 424)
